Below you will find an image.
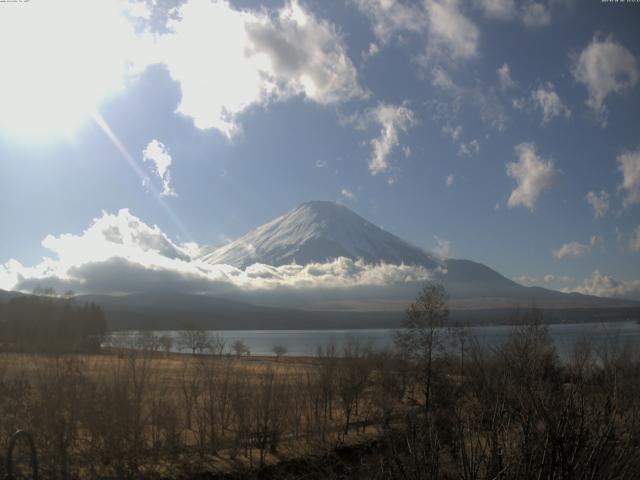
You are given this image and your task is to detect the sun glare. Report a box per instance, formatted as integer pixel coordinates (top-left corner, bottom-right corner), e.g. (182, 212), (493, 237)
(0, 1), (141, 138)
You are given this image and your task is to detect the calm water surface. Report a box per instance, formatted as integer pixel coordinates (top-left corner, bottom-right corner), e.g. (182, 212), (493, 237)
(113, 320), (640, 358)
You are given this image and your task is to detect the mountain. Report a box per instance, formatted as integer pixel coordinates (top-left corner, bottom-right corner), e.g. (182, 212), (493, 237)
(201, 201), (441, 269)
(200, 201), (635, 309)
(74, 292), (404, 330)
(0, 289), (25, 302)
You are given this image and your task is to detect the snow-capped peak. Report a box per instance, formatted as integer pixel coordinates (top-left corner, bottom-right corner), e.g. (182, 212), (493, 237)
(200, 201), (441, 268)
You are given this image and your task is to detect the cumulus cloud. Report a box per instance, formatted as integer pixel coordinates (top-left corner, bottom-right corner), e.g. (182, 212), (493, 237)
(476, 0), (551, 27)
(543, 274), (574, 284)
(431, 67), (462, 93)
(585, 190), (610, 219)
(353, 0), (479, 63)
(564, 270), (640, 301)
(0, 209), (433, 296)
(352, 0), (427, 44)
(506, 143), (557, 210)
(552, 241), (590, 259)
(1, 0), (367, 139)
(572, 35), (639, 125)
(425, 0), (479, 61)
(433, 236), (451, 259)
(369, 103), (416, 175)
(477, 0), (516, 20)
(459, 139), (480, 157)
(617, 150), (640, 207)
(530, 82), (571, 124)
(552, 235), (600, 259)
(497, 63), (516, 90)
(154, 0), (366, 137)
(516, 275), (537, 285)
(521, 2), (551, 27)
(347, 103), (417, 176)
(142, 139), (176, 196)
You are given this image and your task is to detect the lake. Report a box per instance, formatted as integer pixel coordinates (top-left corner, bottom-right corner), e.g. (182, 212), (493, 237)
(112, 320), (640, 359)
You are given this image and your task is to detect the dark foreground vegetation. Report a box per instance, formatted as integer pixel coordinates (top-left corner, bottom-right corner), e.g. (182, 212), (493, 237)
(0, 284), (639, 479)
(0, 294), (107, 353)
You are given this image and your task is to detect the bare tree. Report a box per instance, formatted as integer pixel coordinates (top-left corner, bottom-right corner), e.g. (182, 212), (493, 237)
(231, 339), (250, 357)
(158, 334), (173, 355)
(272, 344), (288, 361)
(395, 282), (450, 414)
(177, 328), (212, 356)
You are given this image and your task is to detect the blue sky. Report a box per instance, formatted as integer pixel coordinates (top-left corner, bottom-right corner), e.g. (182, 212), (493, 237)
(0, 0), (639, 298)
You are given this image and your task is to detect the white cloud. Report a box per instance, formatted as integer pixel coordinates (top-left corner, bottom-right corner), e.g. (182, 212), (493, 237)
(445, 174), (455, 187)
(353, 103), (417, 176)
(617, 150), (640, 207)
(543, 274), (574, 284)
(585, 190), (609, 219)
(630, 226), (640, 253)
(521, 2), (551, 27)
(362, 42), (380, 62)
(530, 82), (571, 124)
(431, 67), (462, 93)
(572, 35), (639, 125)
(552, 235), (601, 260)
(142, 139), (176, 197)
(497, 63), (516, 90)
(425, 0), (480, 61)
(459, 139), (480, 157)
(4, 0), (366, 139)
(442, 124), (480, 157)
(433, 236), (451, 258)
(506, 142), (557, 210)
(552, 241), (590, 259)
(477, 0), (516, 20)
(352, 0), (427, 44)
(476, 0), (552, 27)
(516, 275), (537, 285)
(341, 187), (356, 200)
(442, 124), (463, 142)
(353, 0), (479, 63)
(0, 209), (434, 295)
(564, 270), (640, 301)
(155, 0), (366, 137)
(429, 66), (509, 133)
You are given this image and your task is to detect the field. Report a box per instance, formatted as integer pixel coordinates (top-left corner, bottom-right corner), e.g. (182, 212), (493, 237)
(0, 344), (392, 479)
(2, 317), (640, 479)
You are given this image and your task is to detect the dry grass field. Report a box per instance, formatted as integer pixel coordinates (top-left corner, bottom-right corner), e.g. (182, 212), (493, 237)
(1, 312), (640, 479)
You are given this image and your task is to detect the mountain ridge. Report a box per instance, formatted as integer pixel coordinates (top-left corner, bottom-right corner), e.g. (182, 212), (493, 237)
(199, 201), (580, 303)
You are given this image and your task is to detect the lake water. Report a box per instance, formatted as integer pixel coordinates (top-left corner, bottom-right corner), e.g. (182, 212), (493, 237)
(112, 320), (640, 359)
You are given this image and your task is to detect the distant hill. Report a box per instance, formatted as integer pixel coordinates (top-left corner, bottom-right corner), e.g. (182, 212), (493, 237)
(76, 292), (640, 330)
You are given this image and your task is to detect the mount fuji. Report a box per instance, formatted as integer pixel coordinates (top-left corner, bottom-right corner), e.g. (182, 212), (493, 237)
(201, 201), (441, 270)
(199, 201), (635, 310)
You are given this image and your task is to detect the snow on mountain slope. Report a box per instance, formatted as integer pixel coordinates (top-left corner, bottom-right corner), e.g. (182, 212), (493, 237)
(201, 201), (442, 269)
(198, 201), (629, 304)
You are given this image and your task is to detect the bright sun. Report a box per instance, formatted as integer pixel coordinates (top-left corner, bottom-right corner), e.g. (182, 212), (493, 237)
(0, 0), (144, 138)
